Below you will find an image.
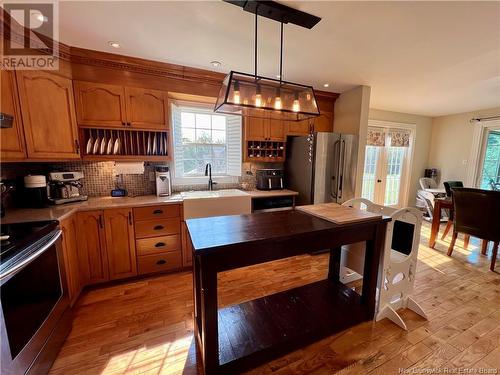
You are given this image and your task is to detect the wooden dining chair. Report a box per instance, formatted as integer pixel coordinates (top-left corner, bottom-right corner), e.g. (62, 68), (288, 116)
(441, 181), (469, 247)
(448, 188), (500, 272)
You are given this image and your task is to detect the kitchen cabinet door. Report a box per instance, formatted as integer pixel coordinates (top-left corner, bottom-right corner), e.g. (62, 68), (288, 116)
(76, 210), (109, 284)
(285, 119), (311, 136)
(314, 111), (333, 133)
(16, 71), (80, 159)
(244, 117), (267, 140)
(125, 87), (169, 130)
(60, 215), (82, 306)
(181, 222), (193, 267)
(74, 81), (127, 127)
(267, 119), (285, 141)
(0, 70), (26, 160)
(104, 208), (137, 280)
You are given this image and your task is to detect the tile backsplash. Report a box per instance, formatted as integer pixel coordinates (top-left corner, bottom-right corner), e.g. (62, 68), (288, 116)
(1, 161), (282, 198)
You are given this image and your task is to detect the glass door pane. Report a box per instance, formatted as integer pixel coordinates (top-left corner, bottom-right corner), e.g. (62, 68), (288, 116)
(480, 130), (500, 190)
(361, 146), (380, 201)
(384, 147), (406, 206)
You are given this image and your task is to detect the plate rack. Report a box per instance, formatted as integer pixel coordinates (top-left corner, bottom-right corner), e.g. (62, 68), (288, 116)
(246, 140), (285, 162)
(81, 128), (170, 160)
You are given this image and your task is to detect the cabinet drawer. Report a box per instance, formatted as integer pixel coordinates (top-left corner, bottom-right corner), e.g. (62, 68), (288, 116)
(136, 235), (181, 256)
(135, 218), (180, 238)
(137, 252), (182, 275)
(133, 205), (180, 221)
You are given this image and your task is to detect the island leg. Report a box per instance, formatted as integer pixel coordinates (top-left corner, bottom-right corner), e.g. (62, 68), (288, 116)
(328, 247), (342, 281)
(362, 222), (387, 319)
(200, 256), (219, 374)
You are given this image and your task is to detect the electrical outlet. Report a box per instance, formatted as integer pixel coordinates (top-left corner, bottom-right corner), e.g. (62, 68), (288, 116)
(149, 171), (155, 181)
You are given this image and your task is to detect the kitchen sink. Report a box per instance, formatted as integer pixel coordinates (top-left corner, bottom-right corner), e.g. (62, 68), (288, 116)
(181, 189), (252, 219)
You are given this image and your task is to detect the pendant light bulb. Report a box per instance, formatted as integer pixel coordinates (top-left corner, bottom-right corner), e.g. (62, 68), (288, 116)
(292, 93), (300, 112)
(255, 83), (262, 107)
(233, 81), (240, 104)
(274, 87), (282, 110)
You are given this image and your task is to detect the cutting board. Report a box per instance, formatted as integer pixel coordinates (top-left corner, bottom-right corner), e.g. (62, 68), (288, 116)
(297, 203), (382, 225)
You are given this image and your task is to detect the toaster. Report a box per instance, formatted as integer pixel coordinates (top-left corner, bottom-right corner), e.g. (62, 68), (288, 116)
(256, 169), (284, 191)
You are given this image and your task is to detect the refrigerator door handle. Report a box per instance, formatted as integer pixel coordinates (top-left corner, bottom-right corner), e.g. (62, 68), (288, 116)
(331, 139), (341, 199)
(338, 139), (346, 200)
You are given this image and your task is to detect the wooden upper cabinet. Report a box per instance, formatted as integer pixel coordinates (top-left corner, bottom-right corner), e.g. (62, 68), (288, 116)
(245, 117), (285, 141)
(76, 210), (109, 284)
(104, 208), (137, 280)
(60, 215), (82, 306)
(285, 111), (333, 135)
(285, 119), (310, 136)
(314, 111), (333, 133)
(16, 71), (80, 159)
(125, 87), (168, 129)
(74, 81), (127, 127)
(1, 70), (26, 160)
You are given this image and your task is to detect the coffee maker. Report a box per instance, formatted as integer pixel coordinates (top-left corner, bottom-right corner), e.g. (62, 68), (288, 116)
(155, 166), (172, 197)
(47, 171), (88, 205)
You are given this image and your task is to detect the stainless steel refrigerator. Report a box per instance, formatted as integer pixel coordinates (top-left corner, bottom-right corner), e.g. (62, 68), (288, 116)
(285, 132), (359, 206)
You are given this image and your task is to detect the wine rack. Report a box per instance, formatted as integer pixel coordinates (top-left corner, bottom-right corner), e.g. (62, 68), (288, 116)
(245, 140), (285, 162)
(80, 128), (170, 161)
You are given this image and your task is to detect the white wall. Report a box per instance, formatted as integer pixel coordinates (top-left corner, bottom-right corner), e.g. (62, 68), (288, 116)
(368, 109), (433, 206)
(428, 107), (500, 184)
(334, 86), (371, 197)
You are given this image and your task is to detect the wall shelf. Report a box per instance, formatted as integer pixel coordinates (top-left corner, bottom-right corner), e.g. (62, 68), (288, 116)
(245, 140), (285, 162)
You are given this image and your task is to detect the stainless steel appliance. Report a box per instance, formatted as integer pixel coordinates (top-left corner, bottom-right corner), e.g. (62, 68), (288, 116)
(0, 221), (71, 375)
(256, 169), (284, 190)
(285, 132), (359, 206)
(48, 171), (88, 205)
(155, 166), (172, 197)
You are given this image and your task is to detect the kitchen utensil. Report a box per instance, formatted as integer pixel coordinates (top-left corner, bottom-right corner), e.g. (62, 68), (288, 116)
(107, 130), (114, 155)
(86, 129), (94, 154)
(152, 133), (157, 155)
(93, 130), (100, 154)
(100, 131), (107, 154)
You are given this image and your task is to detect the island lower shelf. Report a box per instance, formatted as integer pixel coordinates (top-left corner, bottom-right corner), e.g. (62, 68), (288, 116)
(217, 279), (367, 372)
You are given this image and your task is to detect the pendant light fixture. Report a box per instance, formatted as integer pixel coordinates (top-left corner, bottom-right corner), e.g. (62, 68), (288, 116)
(215, 1), (322, 122)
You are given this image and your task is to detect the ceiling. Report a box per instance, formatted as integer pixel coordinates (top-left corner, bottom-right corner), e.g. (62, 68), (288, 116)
(56, 1), (500, 117)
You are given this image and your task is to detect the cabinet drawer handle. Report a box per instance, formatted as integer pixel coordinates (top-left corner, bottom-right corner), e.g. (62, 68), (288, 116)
(153, 209), (163, 215)
(156, 259), (167, 265)
(155, 242), (166, 248)
(154, 225), (164, 230)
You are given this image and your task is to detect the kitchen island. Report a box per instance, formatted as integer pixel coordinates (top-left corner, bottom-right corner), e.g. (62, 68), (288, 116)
(186, 209), (390, 375)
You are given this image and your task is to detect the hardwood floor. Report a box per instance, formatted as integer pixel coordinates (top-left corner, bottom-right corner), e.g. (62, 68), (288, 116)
(50, 222), (500, 375)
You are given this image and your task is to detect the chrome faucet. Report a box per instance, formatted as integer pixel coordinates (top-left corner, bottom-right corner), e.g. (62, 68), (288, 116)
(205, 163), (217, 191)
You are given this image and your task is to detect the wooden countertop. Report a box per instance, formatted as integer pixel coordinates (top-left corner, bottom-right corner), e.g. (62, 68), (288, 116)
(246, 189), (299, 198)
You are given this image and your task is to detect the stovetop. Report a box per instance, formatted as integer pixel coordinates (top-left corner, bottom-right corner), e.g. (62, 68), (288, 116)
(0, 220), (59, 268)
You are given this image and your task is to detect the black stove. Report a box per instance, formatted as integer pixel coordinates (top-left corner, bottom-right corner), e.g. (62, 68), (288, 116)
(0, 220), (59, 274)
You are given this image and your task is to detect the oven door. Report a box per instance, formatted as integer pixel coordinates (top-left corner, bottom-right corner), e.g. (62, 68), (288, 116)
(0, 229), (69, 375)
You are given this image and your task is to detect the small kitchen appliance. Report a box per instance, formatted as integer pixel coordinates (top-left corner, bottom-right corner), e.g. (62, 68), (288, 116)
(155, 166), (172, 197)
(256, 169), (284, 191)
(23, 175), (48, 208)
(47, 171), (88, 205)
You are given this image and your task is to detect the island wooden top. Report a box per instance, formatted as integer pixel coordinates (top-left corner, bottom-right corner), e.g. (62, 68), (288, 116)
(297, 203), (382, 225)
(186, 209), (390, 254)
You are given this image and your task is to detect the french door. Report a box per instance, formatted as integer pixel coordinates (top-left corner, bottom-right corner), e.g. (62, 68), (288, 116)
(477, 125), (500, 190)
(361, 124), (413, 207)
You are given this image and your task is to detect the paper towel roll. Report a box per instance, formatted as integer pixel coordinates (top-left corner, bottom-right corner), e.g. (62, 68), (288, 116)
(114, 162), (145, 175)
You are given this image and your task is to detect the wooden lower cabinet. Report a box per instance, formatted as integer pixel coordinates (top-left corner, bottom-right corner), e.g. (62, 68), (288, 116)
(60, 215), (82, 306)
(181, 222), (193, 267)
(104, 208), (137, 280)
(76, 210), (109, 284)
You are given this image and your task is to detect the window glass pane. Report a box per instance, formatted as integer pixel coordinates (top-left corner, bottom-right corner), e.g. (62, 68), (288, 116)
(480, 130), (500, 190)
(196, 145), (212, 160)
(212, 130), (226, 144)
(213, 146), (226, 159)
(181, 112), (195, 127)
(196, 129), (212, 143)
(181, 128), (195, 143)
(182, 145), (197, 160)
(212, 116), (226, 130)
(213, 158), (227, 174)
(196, 114), (211, 129)
(183, 160), (197, 175)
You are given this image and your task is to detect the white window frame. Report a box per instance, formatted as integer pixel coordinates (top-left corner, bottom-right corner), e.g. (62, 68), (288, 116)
(170, 101), (242, 186)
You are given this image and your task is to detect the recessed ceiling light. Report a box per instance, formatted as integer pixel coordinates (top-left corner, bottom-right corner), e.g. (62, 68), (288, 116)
(108, 41), (121, 48)
(323, 83), (330, 88)
(210, 61), (222, 67)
